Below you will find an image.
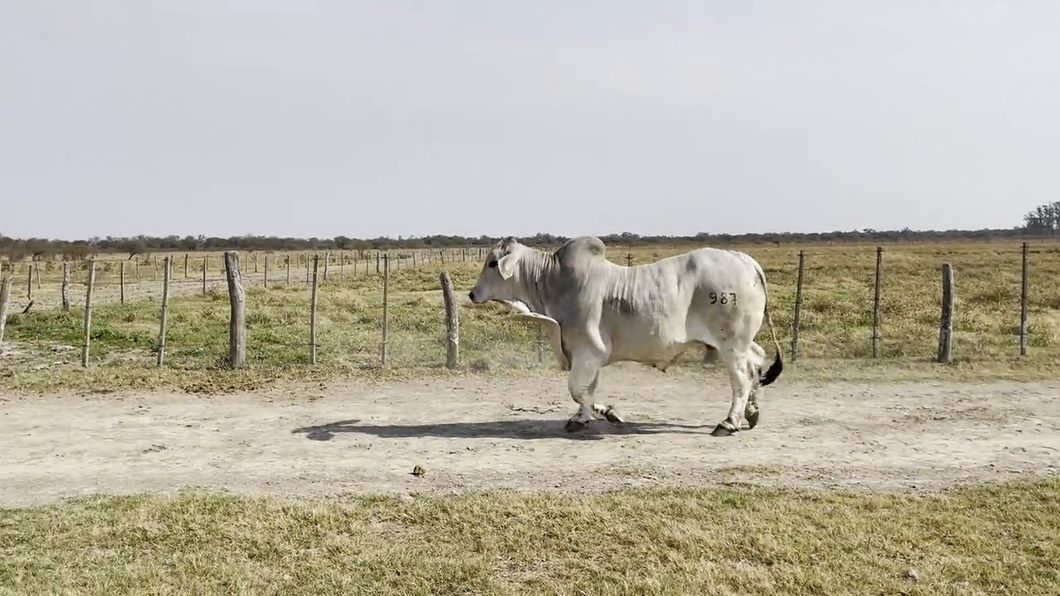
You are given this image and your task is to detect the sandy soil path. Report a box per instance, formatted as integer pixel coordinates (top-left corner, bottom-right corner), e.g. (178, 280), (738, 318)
(2, 369), (1058, 508)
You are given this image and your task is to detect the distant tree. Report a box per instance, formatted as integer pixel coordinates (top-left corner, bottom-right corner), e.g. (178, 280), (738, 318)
(1023, 201), (1060, 234)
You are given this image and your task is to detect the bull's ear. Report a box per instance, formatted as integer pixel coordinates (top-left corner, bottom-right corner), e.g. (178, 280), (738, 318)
(497, 254), (519, 279)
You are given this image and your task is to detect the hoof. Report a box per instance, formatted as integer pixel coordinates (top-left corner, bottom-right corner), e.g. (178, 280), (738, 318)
(746, 410), (760, 430)
(711, 423), (737, 437)
(565, 419), (588, 433)
(603, 406), (625, 425)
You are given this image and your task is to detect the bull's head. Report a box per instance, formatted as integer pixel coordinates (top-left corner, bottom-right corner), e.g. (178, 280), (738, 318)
(468, 237), (523, 305)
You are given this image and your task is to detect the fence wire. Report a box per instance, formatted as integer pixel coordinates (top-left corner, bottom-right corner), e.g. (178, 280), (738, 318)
(1, 242), (1059, 376)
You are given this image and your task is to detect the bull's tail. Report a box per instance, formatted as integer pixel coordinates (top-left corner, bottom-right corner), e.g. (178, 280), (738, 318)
(752, 259), (784, 386)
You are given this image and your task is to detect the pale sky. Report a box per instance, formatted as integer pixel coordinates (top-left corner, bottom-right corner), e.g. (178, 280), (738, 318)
(2, 1), (1057, 241)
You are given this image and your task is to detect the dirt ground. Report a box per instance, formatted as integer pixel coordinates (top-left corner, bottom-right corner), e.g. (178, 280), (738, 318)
(2, 367), (1058, 508)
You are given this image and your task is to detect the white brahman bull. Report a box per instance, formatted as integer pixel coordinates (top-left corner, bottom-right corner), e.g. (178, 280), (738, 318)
(467, 236), (784, 437)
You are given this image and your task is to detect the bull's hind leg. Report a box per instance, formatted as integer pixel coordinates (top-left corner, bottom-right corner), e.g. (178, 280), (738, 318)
(711, 352), (752, 437)
(742, 343), (767, 429)
(743, 368), (762, 430)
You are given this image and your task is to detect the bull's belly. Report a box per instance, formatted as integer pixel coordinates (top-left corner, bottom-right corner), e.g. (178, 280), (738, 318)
(604, 332), (702, 366)
(600, 309), (720, 366)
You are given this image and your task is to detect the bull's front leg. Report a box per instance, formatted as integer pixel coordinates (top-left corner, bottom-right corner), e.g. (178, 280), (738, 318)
(565, 357), (604, 432)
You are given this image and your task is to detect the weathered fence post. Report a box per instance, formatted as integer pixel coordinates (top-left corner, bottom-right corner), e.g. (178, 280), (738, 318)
(1020, 242), (1029, 357)
(310, 255), (319, 365)
(26, 263), (33, 300)
(157, 257), (171, 367)
(263, 255), (269, 288)
(340, 251), (345, 278)
(440, 270), (459, 369)
(536, 326), (544, 363)
(81, 260), (96, 368)
(791, 250), (805, 363)
(119, 261), (126, 304)
(224, 251), (246, 369)
(937, 263), (954, 364)
(872, 246), (883, 358)
(381, 254), (389, 366)
(202, 257), (208, 294)
(61, 263), (71, 311)
(184, 254), (189, 278)
(323, 251), (329, 282)
(0, 276), (11, 371)
(286, 254), (291, 285)
(35, 262), (42, 290)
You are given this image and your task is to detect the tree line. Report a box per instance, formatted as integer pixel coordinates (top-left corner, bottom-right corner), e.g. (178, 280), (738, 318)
(0, 219), (1054, 262)
(1023, 201), (1060, 235)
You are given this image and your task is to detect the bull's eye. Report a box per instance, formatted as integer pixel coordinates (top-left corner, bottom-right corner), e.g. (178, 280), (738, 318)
(488, 260), (498, 268)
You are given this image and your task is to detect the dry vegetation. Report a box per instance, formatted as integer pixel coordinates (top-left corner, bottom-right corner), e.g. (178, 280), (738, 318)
(2, 479), (1058, 594)
(2, 240), (1060, 394)
(2, 240), (1060, 594)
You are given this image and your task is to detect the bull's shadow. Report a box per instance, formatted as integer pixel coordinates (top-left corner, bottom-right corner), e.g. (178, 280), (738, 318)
(290, 418), (706, 442)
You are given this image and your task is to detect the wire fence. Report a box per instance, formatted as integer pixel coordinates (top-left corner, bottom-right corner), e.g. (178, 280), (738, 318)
(1, 242), (1059, 376)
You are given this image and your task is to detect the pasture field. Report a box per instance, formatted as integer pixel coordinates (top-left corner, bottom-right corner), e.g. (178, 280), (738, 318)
(2, 239), (1060, 394)
(2, 239), (1060, 594)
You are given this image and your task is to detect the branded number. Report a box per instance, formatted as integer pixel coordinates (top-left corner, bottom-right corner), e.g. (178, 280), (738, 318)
(709, 292), (737, 305)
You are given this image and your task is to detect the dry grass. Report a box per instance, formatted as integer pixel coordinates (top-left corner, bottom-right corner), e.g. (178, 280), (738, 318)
(1, 240), (1059, 394)
(1, 478), (1057, 595)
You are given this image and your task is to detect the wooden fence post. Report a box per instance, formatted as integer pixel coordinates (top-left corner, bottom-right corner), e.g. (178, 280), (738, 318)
(286, 254), (291, 285)
(381, 254), (389, 366)
(263, 255), (269, 288)
(157, 256), (171, 367)
(35, 262), (42, 290)
(202, 257), (208, 294)
(323, 251), (329, 282)
(937, 263), (954, 364)
(184, 254), (189, 278)
(26, 263), (33, 300)
(81, 260), (96, 368)
(224, 251), (246, 369)
(340, 251), (345, 278)
(536, 326), (544, 363)
(0, 276), (11, 371)
(872, 246), (883, 358)
(61, 263), (71, 311)
(1020, 242), (1029, 357)
(440, 270), (459, 369)
(120, 261), (126, 304)
(791, 250), (805, 363)
(310, 254), (319, 365)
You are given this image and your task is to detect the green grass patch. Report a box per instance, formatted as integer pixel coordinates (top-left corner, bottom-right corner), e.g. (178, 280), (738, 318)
(1, 479), (1057, 594)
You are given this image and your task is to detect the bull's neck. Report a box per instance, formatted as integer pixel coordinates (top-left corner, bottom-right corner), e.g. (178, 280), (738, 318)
(514, 247), (557, 316)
